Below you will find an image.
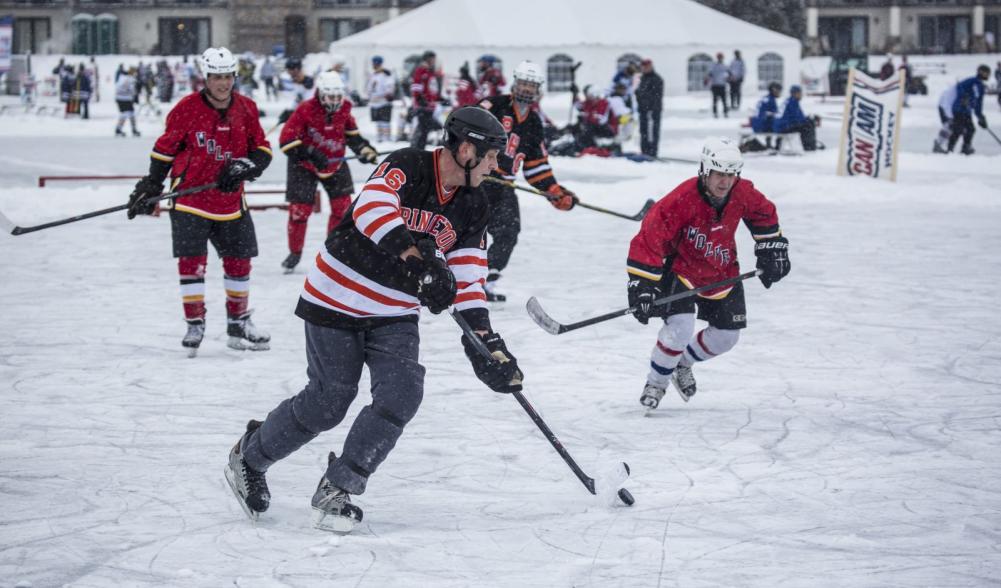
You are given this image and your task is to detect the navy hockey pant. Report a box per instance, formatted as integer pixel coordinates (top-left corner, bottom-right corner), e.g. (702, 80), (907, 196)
(711, 85), (728, 117)
(483, 180), (520, 273)
(639, 108), (661, 157)
(242, 320), (424, 495)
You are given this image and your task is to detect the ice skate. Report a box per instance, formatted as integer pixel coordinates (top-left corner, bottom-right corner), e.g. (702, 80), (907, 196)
(182, 319), (205, 358)
(224, 419), (270, 521)
(115, 128), (126, 137)
(281, 252), (301, 274)
(227, 311), (270, 351)
(484, 270), (506, 302)
(932, 141), (948, 154)
(639, 383), (666, 410)
(131, 129), (141, 137)
(961, 144), (975, 156)
(672, 364), (697, 402)
(311, 474), (363, 534)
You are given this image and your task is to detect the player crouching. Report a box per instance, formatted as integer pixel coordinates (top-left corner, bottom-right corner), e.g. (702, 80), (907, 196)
(626, 137), (790, 409)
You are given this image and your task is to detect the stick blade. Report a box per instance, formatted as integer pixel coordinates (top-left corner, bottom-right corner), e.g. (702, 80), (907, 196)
(525, 296), (565, 335)
(594, 461), (632, 506)
(0, 209), (18, 236)
(632, 199), (655, 221)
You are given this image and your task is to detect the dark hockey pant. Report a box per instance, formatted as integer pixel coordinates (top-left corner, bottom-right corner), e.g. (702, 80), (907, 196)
(947, 112), (975, 152)
(711, 85), (728, 117)
(241, 320), (424, 495)
(729, 80), (743, 109)
(783, 120), (818, 151)
(483, 179), (520, 273)
(410, 108), (440, 150)
(639, 108), (661, 157)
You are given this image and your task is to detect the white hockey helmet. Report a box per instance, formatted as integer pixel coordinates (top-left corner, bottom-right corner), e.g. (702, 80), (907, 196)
(700, 137), (743, 176)
(316, 70), (346, 110)
(512, 60), (545, 104)
(200, 47), (238, 76)
(330, 53), (347, 68)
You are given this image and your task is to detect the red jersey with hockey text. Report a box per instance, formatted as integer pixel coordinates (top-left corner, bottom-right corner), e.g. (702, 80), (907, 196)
(627, 177), (781, 298)
(279, 95), (360, 179)
(410, 65), (440, 107)
(151, 92), (272, 220)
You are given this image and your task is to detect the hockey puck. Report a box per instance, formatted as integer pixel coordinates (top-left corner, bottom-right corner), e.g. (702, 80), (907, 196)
(617, 488), (635, 506)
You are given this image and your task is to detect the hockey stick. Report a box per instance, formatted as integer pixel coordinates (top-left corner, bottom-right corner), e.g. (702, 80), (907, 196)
(1, 183), (216, 236)
(483, 176), (654, 222)
(567, 61), (583, 126)
(984, 126), (1001, 148)
(450, 310), (631, 500)
(526, 269), (761, 335)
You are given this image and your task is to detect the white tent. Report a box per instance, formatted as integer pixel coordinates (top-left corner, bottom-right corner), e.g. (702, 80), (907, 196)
(330, 0), (802, 97)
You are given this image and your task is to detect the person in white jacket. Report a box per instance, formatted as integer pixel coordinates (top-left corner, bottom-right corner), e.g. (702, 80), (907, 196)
(933, 83), (958, 153)
(366, 56), (397, 142)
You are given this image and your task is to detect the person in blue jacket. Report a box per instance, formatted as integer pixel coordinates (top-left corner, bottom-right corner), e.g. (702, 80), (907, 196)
(947, 65), (991, 155)
(774, 85), (819, 151)
(751, 82), (782, 133)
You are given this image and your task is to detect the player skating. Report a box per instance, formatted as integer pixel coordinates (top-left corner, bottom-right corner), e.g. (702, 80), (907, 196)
(478, 60), (577, 301)
(278, 71), (379, 273)
(126, 47), (273, 356)
(224, 107), (524, 533)
(626, 137), (789, 409)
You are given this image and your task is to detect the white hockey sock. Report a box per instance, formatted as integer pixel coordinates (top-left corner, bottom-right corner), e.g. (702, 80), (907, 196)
(681, 326), (740, 366)
(647, 313), (694, 388)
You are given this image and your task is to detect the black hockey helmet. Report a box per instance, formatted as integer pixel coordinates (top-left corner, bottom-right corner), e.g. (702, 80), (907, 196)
(285, 57), (302, 71)
(444, 106), (507, 158)
(768, 81), (782, 94)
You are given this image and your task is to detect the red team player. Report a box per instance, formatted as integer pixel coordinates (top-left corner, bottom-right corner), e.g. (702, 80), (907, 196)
(127, 47), (273, 356)
(278, 71), (379, 273)
(409, 50), (441, 149)
(224, 107), (523, 532)
(478, 60), (577, 301)
(626, 138), (790, 408)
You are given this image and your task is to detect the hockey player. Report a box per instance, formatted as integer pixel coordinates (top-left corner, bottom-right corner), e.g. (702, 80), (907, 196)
(224, 107), (523, 533)
(409, 50), (441, 149)
(455, 62), (479, 107)
(114, 66), (140, 137)
(947, 65), (991, 155)
(627, 137), (789, 409)
(366, 56), (396, 143)
(279, 72), (380, 273)
(126, 47), (273, 356)
(479, 60), (577, 301)
(933, 82), (958, 154)
(278, 57), (315, 124)
(477, 55), (505, 99)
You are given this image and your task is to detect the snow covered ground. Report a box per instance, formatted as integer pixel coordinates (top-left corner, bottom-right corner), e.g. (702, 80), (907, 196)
(1, 76), (1000, 588)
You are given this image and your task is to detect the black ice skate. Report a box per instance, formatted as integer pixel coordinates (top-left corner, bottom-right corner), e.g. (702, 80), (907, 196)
(639, 383), (666, 410)
(224, 419), (270, 521)
(281, 252), (301, 274)
(182, 318), (205, 358)
(227, 312), (270, 351)
(311, 473), (363, 533)
(484, 270), (506, 302)
(672, 365), (697, 402)
(961, 144), (975, 156)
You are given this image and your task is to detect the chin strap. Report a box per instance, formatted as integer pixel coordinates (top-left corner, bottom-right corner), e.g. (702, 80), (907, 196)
(451, 146), (481, 188)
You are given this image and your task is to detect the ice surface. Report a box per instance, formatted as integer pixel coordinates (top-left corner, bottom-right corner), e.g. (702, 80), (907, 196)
(1, 77), (1000, 587)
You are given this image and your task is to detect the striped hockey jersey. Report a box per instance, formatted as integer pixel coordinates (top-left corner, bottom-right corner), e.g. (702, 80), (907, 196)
(479, 95), (558, 191)
(295, 147), (491, 332)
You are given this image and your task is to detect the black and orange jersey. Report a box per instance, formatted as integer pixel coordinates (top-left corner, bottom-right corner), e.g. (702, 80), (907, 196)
(478, 94), (557, 192)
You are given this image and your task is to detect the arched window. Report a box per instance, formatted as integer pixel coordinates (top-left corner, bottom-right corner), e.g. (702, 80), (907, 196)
(758, 52), (784, 90)
(617, 52), (642, 72)
(547, 53), (575, 92)
(687, 53), (713, 91)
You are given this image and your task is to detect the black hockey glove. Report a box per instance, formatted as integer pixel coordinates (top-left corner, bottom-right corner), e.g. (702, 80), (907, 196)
(461, 331), (524, 393)
(278, 109), (293, 124)
(405, 239), (456, 314)
(127, 176), (163, 219)
(304, 146), (329, 169)
(217, 157), (260, 193)
(977, 115), (988, 129)
(627, 277), (661, 325)
(754, 236), (791, 289)
(357, 145), (379, 164)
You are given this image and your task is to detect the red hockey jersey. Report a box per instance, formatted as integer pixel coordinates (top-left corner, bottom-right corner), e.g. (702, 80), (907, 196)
(410, 65), (440, 107)
(279, 95), (362, 179)
(151, 92), (272, 220)
(627, 177), (781, 298)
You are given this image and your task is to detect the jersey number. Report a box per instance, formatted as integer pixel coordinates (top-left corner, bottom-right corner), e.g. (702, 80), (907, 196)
(372, 162), (407, 191)
(505, 132), (524, 174)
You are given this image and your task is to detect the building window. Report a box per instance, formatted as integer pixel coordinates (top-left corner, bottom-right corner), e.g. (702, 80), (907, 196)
(687, 53), (713, 91)
(617, 53), (642, 72)
(757, 52), (783, 90)
(546, 53), (574, 92)
(818, 16), (868, 55)
(918, 15), (971, 54)
(158, 18), (210, 55)
(71, 13), (118, 55)
(13, 17), (50, 54)
(986, 14), (1000, 52)
(319, 17), (371, 44)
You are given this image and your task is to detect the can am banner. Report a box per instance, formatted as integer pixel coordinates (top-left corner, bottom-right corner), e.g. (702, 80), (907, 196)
(836, 68), (904, 182)
(0, 16), (12, 73)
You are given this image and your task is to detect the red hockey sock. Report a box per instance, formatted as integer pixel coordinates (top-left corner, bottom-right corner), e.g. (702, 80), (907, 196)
(222, 257), (252, 318)
(178, 255), (208, 321)
(287, 203), (313, 255)
(328, 195), (352, 235)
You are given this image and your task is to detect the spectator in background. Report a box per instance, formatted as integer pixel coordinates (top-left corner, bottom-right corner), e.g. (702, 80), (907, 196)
(260, 56), (278, 101)
(156, 60), (174, 103)
(88, 56), (100, 102)
(612, 61), (639, 110)
(114, 66), (140, 137)
(774, 85), (820, 151)
(933, 82), (957, 153)
(740, 82), (782, 153)
(455, 61), (479, 107)
(995, 61), (1001, 110)
(705, 52), (730, 118)
(477, 54), (505, 99)
(237, 54), (257, 98)
(409, 50), (441, 149)
(728, 50), (745, 110)
(879, 54), (895, 81)
(607, 81), (634, 149)
(366, 55), (396, 142)
(635, 58), (664, 158)
(947, 64), (990, 155)
(899, 54), (912, 107)
(571, 85), (615, 153)
(75, 63), (92, 119)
